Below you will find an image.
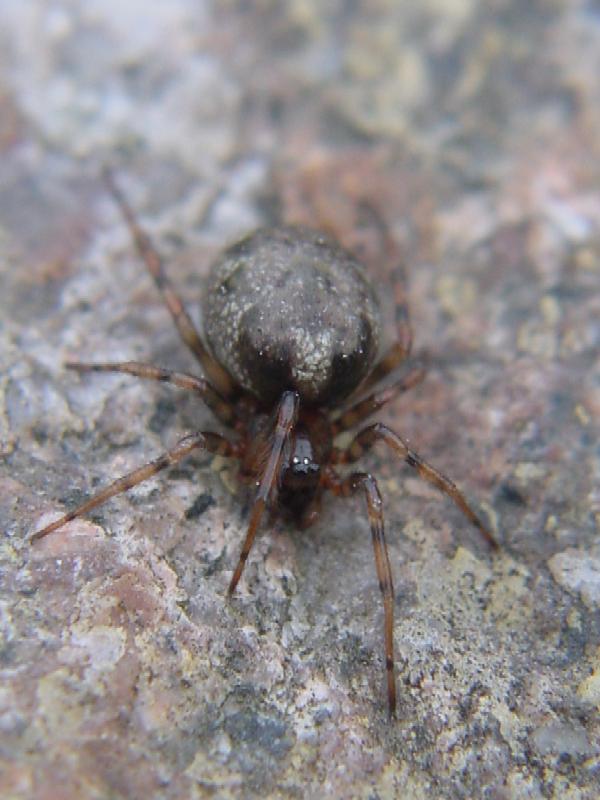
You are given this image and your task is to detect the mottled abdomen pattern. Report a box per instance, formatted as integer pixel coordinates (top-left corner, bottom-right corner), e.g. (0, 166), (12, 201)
(202, 226), (382, 406)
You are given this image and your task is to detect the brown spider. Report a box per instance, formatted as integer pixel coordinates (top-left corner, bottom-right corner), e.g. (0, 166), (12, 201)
(31, 169), (498, 716)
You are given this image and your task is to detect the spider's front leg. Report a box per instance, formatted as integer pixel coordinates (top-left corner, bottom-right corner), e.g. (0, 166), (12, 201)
(227, 390), (299, 595)
(323, 466), (396, 716)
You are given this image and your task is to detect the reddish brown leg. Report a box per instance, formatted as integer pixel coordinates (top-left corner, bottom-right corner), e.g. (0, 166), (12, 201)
(358, 336), (413, 397)
(31, 431), (239, 542)
(356, 212), (413, 395)
(227, 391), (299, 595)
(332, 422), (498, 549)
(323, 467), (396, 716)
(102, 167), (235, 398)
(332, 364), (425, 434)
(67, 361), (235, 426)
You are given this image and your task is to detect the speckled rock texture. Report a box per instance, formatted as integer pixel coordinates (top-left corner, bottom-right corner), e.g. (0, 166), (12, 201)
(1, 2), (599, 799)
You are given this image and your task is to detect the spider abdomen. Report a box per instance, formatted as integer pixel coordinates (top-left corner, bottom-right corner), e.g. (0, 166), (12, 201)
(202, 226), (382, 407)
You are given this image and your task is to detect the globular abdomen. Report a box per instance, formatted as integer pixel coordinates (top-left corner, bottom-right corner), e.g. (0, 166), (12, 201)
(202, 226), (382, 407)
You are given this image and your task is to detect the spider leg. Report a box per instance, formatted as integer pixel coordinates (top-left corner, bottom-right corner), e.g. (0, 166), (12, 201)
(333, 364), (425, 434)
(359, 333), (413, 396)
(331, 422), (498, 549)
(227, 390), (299, 595)
(67, 361), (235, 426)
(102, 167), (235, 398)
(357, 212), (413, 395)
(30, 431), (239, 542)
(323, 466), (396, 716)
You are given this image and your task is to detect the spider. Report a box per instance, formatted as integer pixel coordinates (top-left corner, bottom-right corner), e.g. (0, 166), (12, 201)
(31, 169), (498, 716)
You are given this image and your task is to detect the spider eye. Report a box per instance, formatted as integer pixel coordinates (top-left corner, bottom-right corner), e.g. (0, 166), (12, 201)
(289, 437), (319, 479)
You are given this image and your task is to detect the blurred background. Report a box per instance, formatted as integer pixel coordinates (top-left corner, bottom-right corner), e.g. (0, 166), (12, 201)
(1, 2), (599, 798)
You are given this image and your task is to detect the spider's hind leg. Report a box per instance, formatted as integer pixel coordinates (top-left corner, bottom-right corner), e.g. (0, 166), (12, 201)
(102, 168), (235, 398)
(357, 208), (414, 395)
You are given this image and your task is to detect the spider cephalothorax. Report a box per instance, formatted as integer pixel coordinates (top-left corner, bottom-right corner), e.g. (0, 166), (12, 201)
(32, 170), (498, 716)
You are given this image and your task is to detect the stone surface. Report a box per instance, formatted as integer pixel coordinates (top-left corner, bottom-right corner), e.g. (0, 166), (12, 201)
(1, 2), (599, 799)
